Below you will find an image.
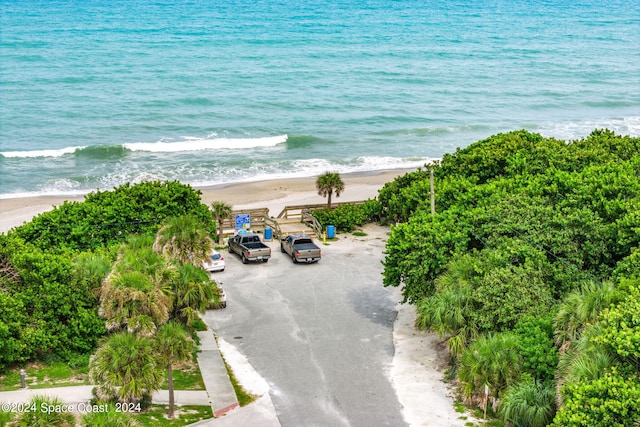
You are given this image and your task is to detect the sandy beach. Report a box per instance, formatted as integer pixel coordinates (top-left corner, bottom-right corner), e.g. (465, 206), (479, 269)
(0, 169), (413, 233)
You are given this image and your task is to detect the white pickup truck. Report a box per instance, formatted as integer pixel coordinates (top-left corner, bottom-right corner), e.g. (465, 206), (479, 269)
(280, 234), (322, 264)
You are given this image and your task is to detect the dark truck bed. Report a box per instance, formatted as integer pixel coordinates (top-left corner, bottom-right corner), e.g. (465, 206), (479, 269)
(280, 234), (322, 263)
(228, 232), (272, 264)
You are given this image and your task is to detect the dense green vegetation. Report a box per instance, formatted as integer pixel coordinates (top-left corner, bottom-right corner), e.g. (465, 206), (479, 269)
(11, 181), (213, 253)
(0, 181), (221, 422)
(380, 130), (640, 426)
(0, 181), (216, 370)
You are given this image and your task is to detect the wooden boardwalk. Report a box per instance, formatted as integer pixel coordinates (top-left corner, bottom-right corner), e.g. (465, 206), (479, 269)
(219, 202), (364, 241)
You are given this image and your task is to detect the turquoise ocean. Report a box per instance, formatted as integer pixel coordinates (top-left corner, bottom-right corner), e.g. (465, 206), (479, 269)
(1, 0), (639, 198)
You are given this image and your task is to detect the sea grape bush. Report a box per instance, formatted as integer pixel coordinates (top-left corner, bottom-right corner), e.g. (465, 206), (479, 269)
(380, 129), (640, 424)
(0, 241), (107, 368)
(0, 181), (214, 369)
(312, 199), (381, 232)
(12, 180), (214, 252)
(550, 370), (640, 427)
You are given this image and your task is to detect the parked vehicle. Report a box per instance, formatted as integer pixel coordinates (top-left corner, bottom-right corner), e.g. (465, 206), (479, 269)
(209, 286), (227, 309)
(228, 232), (272, 264)
(280, 234), (322, 263)
(203, 250), (225, 272)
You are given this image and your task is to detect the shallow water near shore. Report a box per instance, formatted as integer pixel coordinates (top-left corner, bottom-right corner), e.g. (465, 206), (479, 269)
(1, 0), (639, 197)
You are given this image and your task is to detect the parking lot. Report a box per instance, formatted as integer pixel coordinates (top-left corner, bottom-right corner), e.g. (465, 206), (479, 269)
(202, 225), (407, 427)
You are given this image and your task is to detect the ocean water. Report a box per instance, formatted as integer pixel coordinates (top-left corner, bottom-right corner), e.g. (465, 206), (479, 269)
(1, 0), (639, 198)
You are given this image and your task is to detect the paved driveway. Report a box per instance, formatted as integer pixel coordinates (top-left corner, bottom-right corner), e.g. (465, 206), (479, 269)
(202, 225), (407, 427)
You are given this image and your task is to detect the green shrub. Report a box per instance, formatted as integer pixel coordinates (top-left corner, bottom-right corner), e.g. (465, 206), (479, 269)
(0, 181), (215, 368)
(12, 181), (213, 252)
(499, 375), (556, 427)
(458, 332), (522, 401)
(81, 405), (141, 427)
(312, 200), (381, 232)
(13, 395), (76, 426)
(513, 315), (558, 383)
(551, 369), (640, 427)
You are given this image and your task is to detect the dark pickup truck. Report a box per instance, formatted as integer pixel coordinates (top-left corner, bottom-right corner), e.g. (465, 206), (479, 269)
(228, 232), (272, 264)
(280, 234), (322, 263)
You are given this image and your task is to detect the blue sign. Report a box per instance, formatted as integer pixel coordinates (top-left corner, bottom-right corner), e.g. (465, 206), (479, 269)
(235, 214), (251, 230)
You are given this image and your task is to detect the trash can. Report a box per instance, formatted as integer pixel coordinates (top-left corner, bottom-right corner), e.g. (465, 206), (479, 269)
(327, 225), (335, 239)
(264, 227), (273, 241)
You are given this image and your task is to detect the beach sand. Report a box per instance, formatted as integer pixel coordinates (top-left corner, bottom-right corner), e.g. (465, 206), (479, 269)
(0, 167), (470, 425)
(0, 169), (411, 233)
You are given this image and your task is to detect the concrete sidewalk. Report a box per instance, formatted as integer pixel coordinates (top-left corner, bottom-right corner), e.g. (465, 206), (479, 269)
(196, 330), (239, 417)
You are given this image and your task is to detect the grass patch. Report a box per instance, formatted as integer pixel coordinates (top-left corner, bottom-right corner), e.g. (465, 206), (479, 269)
(219, 355), (257, 407)
(190, 317), (209, 332)
(352, 230), (367, 237)
(469, 407), (505, 427)
(0, 361), (90, 391)
(31, 362), (74, 382)
(160, 361), (205, 390)
(136, 404), (212, 427)
(454, 401), (466, 413)
(0, 410), (15, 425)
(0, 370), (22, 391)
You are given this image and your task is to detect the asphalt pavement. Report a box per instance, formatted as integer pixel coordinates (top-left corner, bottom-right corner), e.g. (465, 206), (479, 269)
(202, 226), (407, 426)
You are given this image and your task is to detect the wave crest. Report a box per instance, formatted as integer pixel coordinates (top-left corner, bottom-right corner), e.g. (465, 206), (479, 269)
(124, 134), (288, 153)
(1, 146), (86, 158)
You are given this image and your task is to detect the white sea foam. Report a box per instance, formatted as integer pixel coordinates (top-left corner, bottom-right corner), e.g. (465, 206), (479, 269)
(536, 116), (640, 141)
(188, 156), (436, 188)
(0, 146), (86, 158)
(123, 134), (288, 153)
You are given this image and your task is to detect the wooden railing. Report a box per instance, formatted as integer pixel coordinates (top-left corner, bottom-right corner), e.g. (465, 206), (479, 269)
(301, 210), (323, 239)
(263, 216), (283, 240)
(277, 201), (366, 219)
(217, 201), (368, 241)
(221, 208), (270, 231)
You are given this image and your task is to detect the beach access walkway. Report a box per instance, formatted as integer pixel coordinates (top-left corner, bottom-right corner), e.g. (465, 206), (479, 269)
(0, 329), (278, 426)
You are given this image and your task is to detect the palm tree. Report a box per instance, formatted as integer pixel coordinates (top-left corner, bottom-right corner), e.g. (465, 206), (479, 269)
(416, 285), (478, 358)
(99, 270), (171, 335)
(316, 172), (345, 209)
(14, 395), (76, 427)
(458, 332), (522, 404)
(90, 332), (164, 404)
(170, 263), (218, 325)
(153, 215), (213, 266)
(499, 375), (556, 427)
(154, 322), (194, 418)
(554, 324), (618, 406)
(210, 201), (233, 245)
(72, 252), (112, 289)
(114, 235), (167, 276)
(416, 254), (480, 358)
(553, 281), (621, 349)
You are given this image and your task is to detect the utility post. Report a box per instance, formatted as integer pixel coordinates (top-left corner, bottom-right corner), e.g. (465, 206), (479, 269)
(430, 165), (435, 216)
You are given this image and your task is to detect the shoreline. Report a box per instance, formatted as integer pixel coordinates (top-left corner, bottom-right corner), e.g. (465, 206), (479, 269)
(0, 168), (417, 233)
